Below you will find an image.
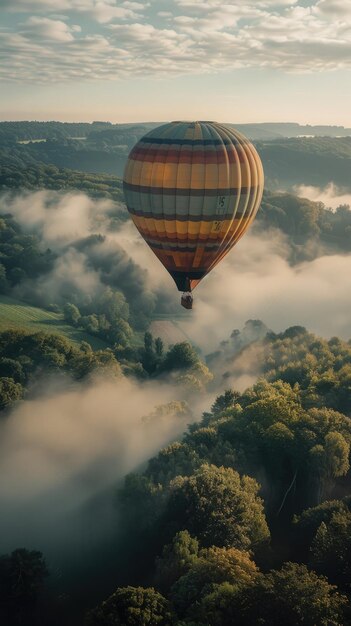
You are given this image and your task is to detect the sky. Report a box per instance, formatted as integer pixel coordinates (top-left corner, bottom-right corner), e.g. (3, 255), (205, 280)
(1, 0), (351, 124)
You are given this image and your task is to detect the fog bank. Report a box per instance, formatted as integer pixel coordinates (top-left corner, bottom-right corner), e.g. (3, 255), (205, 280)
(0, 376), (203, 560)
(294, 182), (351, 210)
(179, 230), (351, 351)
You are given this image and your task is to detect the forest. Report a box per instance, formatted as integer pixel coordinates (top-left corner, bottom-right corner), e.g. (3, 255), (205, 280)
(0, 121), (350, 625)
(2, 121), (351, 189)
(0, 324), (351, 625)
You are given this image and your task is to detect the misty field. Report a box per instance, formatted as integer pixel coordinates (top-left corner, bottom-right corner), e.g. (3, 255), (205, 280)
(0, 295), (107, 350)
(150, 318), (191, 346)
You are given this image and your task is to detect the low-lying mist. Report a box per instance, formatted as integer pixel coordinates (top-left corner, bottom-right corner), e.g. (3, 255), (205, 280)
(0, 374), (213, 590)
(1, 190), (350, 352)
(183, 230), (351, 351)
(294, 182), (351, 210)
(0, 190), (175, 312)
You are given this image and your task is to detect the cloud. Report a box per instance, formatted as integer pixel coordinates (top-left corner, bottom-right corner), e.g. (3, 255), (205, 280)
(174, 0), (298, 5)
(0, 374), (200, 562)
(294, 183), (351, 210)
(20, 16), (80, 42)
(2, 190), (351, 348)
(3, 0), (142, 13)
(315, 0), (351, 18)
(0, 190), (116, 246)
(180, 229), (351, 350)
(1, 0), (351, 81)
(5, 0), (146, 22)
(0, 377), (189, 503)
(0, 190), (173, 310)
(84, 1), (144, 24)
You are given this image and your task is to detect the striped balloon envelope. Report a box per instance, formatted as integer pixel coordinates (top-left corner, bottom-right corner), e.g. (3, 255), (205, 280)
(123, 121), (264, 308)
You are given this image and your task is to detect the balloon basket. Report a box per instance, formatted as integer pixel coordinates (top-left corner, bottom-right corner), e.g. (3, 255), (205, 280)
(181, 292), (193, 310)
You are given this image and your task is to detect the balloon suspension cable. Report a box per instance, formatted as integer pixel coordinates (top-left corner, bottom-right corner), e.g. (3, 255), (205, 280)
(181, 277), (193, 310)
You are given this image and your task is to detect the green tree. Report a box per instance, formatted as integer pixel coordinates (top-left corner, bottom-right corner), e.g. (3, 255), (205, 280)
(155, 337), (164, 357)
(154, 531), (199, 593)
(162, 343), (199, 371)
(311, 509), (351, 591)
(98, 288), (129, 323)
(240, 562), (347, 626)
(111, 318), (133, 347)
(71, 349), (122, 380)
(199, 381), (351, 514)
(0, 548), (48, 625)
(63, 302), (81, 325)
(0, 358), (24, 383)
(144, 331), (153, 352)
(146, 442), (201, 487)
(86, 586), (174, 626)
(310, 431), (350, 500)
(292, 499), (350, 559)
(189, 581), (242, 626)
(159, 342), (213, 389)
(166, 464), (270, 550)
(142, 402), (192, 428)
(210, 390), (241, 416)
(140, 331), (158, 374)
(0, 377), (23, 409)
(171, 546), (258, 618)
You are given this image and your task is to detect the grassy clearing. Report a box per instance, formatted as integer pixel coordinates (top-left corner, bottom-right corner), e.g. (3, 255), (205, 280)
(0, 295), (108, 350)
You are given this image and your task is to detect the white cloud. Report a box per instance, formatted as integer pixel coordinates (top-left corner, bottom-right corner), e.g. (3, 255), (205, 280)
(315, 0), (351, 18)
(4, 0), (89, 10)
(0, 374), (201, 559)
(174, 0), (298, 4)
(21, 16), (79, 41)
(181, 230), (351, 351)
(1, 0), (351, 81)
(1, 190), (350, 352)
(86, 2), (143, 24)
(294, 183), (351, 210)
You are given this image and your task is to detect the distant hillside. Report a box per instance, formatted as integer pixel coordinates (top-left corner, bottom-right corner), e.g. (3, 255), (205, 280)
(233, 122), (351, 140)
(2, 122), (351, 188)
(0, 295), (107, 350)
(0, 162), (124, 204)
(0, 120), (160, 142)
(1, 120), (350, 142)
(258, 137), (351, 190)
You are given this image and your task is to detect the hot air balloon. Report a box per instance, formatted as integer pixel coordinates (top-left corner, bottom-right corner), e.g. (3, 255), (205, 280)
(123, 121), (264, 309)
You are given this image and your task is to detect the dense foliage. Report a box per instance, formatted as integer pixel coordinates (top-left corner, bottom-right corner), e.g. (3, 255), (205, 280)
(0, 328), (213, 410)
(0, 122), (155, 178)
(0, 323), (350, 624)
(2, 122), (351, 188)
(259, 190), (351, 259)
(0, 329), (123, 408)
(257, 136), (351, 190)
(94, 326), (351, 626)
(86, 587), (174, 626)
(0, 163), (124, 202)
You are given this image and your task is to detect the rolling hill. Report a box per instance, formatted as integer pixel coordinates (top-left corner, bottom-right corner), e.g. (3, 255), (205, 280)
(0, 295), (108, 350)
